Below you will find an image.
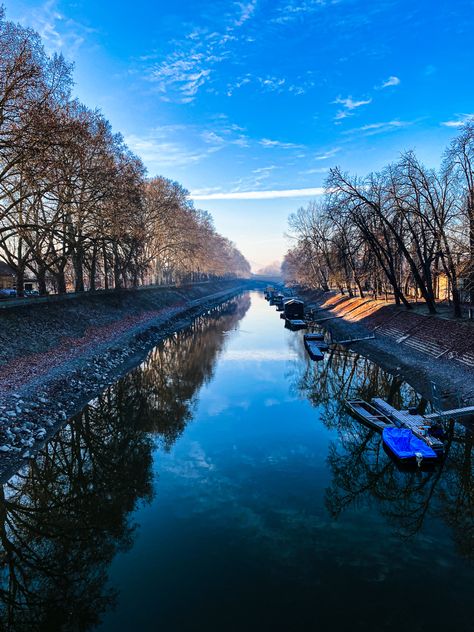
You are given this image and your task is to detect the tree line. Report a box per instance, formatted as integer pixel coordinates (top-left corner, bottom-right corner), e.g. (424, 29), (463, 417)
(0, 8), (250, 296)
(284, 126), (474, 317)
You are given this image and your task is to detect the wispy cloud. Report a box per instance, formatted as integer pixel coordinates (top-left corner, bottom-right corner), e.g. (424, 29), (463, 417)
(343, 120), (412, 136)
(314, 147), (340, 160)
(147, 48), (218, 104)
(258, 76), (286, 92)
(16, 0), (94, 56)
(226, 74), (252, 96)
(227, 72), (314, 97)
(125, 125), (223, 169)
(252, 166), (278, 174)
(334, 96), (372, 109)
(300, 167), (330, 174)
(441, 114), (474, 128)
(377, 75), (400, 89)
(333, 95), (372, 120)
(259, 138), (303, 149)
(272, 0), (338, 25)
(144, 3), (258, 103)
(191, 187), (325, 200)
(234, 1), (258, 27)
(125, 119), (253, 170)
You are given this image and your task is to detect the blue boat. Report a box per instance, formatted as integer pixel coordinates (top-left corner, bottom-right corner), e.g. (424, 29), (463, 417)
(382, 427), (438, 464)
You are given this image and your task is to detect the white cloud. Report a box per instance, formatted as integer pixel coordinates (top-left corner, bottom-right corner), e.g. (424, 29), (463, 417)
(234, 1), (258, 27)
(201, 130), (226, 145)
(125, 127), (222, 168)
(16, 0), (94, 56)
(343, 120), (411, 136)
(148, 52), (215, 104)
(125, 119), (253, 170)
(258, 76), (286, 91)
(144, 2), (258, 103)
(272, 0), (335, 25)
(227, 75), (252, 96)
(333, 95), (372, 121)
(252, 166), (278, 174)
(259, 138), (303, 149)
(333, 96), (372, 110)
(378, 75), (400, 89)
(300, 167), (330, 174)
(441, 114), (474, 128)
(314, 147), (340, 160)
(191, 187), (325, 200)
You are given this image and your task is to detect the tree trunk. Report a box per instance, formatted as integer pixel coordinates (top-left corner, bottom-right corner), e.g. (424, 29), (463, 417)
(102, 240), (109, 290)
(113, 243), (122, 289)
(37, 265), (47, 296)
(469, 192), (474, 305)
(451, 277), (462, 318)
(89, 245), (97, 292)
(16, 267), (25, 298)
(73, 244), (85, 293)
(56, 270), (67, 294)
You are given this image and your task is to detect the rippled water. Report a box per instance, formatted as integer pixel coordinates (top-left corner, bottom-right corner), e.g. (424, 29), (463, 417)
(1, 291), (473, 631)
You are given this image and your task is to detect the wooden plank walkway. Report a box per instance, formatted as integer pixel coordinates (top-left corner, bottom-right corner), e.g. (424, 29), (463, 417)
(425, 406), (474, 420)
(312, 316), (341, 323)
(371, 398), (445, 453)
(334, 335), (375, 344)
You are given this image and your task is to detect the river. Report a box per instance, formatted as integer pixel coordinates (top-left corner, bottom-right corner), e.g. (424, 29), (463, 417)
(0, 291), (473, 631)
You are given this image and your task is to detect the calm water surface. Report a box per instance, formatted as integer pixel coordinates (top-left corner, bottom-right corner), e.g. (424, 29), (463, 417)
(1, 291), (473, 631)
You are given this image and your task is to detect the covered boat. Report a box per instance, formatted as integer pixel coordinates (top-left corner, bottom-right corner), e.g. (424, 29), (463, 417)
(382, 427), (438, 463)
(284, 299), (305, 320)
(304, 340), (325, 360)
(304, 334), (328, 358)
(372, 398), (445, 454)
(304, 333), (324, 341)
(285, 319), (307, 330)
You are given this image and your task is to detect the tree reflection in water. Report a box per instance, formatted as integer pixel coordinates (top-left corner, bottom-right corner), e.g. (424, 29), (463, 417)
(291, 343), (474, 560)
(0, 294), (250, 631)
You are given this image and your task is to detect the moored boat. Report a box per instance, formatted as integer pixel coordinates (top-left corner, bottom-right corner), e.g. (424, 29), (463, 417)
(382, 427), (438, 464)
(304, 332), (324, 341)
(304, 340), (325, 360)
(286, 318), (307, 330)
(371, 398), (445, 454)
(345, 399), (394, 431)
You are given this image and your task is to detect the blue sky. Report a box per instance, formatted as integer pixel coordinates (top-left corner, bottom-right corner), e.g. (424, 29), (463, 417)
(6, 0), (474, 270)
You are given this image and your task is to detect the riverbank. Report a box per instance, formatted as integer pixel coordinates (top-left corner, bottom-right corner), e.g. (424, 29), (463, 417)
(0, 280), (250, 481)
(303, 291), (474, 408)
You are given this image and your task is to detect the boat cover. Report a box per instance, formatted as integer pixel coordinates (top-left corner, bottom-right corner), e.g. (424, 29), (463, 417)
(382, 428), (437, 460)
(304, 333), (324, 341)
(305, 341), (324, 360)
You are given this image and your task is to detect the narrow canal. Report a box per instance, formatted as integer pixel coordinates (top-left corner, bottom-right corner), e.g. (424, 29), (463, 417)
(1, 291), (473, 631)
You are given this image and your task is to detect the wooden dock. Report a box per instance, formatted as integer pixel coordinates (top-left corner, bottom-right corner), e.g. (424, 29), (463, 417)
(425, 406), (474, 421)
(371, 398), (444, 453)
(333, 335), (376, 345)
(311, 316), (341, 323)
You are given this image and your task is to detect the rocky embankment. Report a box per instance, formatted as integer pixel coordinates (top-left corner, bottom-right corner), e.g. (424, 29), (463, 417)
(304, 291), (474, 407)
(0, 280), (250, 481)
